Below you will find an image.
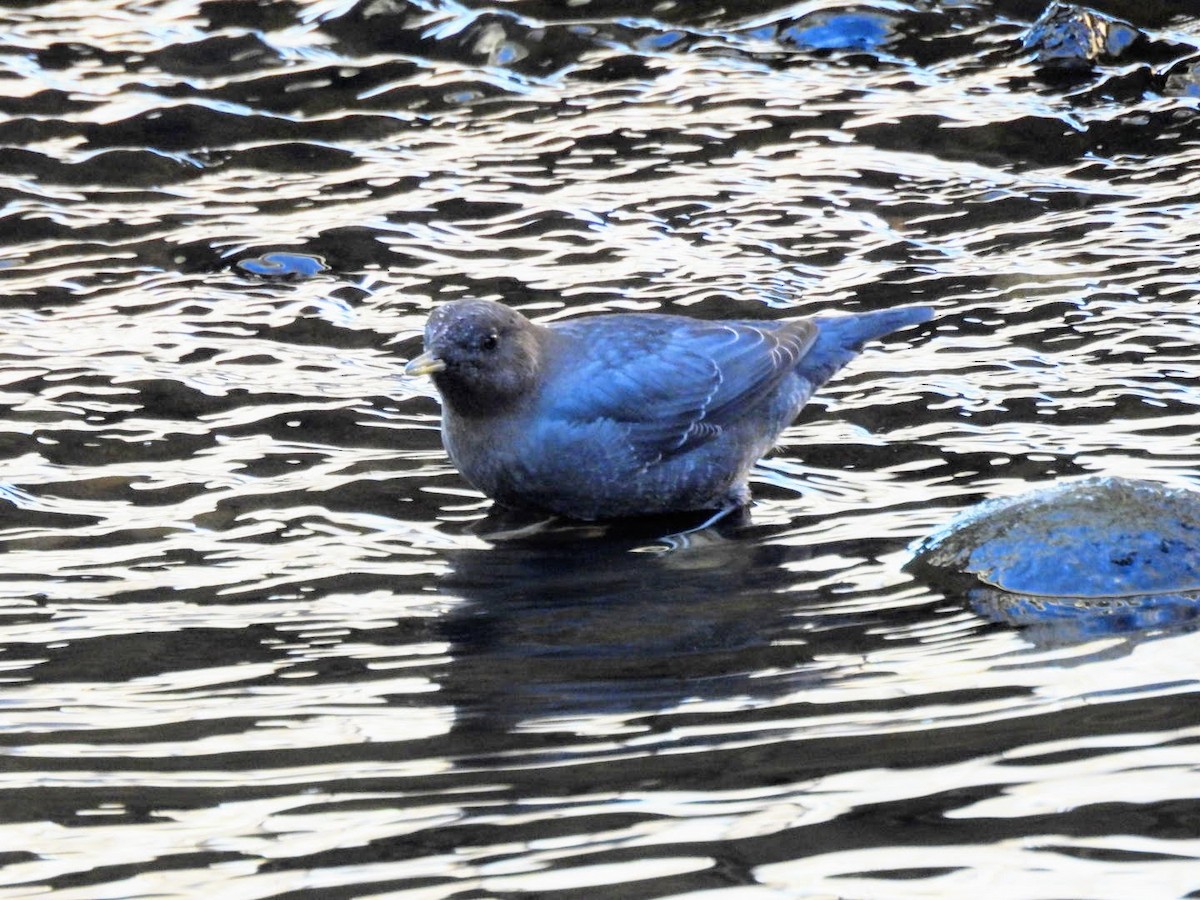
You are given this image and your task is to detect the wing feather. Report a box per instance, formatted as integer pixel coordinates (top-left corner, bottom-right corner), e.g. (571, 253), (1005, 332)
(547, 316), (818, 463)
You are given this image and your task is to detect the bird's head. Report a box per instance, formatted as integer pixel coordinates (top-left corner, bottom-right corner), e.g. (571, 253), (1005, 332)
(405, 299), (544, 416)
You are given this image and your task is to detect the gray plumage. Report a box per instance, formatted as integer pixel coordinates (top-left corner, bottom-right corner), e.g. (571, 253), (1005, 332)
(405, 299), (932, 520)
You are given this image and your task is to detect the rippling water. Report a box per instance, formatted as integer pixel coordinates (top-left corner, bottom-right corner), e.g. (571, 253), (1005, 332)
(3, 0), (1200, 896)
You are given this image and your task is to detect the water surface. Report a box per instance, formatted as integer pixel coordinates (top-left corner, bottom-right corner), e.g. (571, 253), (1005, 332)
(2, 0), (1200, 896)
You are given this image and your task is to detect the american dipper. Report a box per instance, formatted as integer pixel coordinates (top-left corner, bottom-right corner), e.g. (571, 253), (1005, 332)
(405, 299), (932, 520)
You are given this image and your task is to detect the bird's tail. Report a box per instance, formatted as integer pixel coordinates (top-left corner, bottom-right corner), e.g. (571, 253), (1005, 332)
(803, 305), (933, 385)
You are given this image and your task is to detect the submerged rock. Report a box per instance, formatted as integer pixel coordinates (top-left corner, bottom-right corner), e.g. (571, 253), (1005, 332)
(237, 251), (327, 278)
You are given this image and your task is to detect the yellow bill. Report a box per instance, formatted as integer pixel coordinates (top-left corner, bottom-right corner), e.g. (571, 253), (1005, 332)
(404, 351), (447, 376)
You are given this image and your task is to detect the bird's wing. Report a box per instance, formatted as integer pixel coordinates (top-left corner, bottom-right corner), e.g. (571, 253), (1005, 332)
(548, 317), (818, 462)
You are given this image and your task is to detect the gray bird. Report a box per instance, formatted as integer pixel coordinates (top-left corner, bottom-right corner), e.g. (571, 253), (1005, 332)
(405, 299), (932, 521)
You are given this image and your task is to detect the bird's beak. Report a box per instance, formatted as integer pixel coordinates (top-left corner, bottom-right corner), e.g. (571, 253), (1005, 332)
(404, 350), (447, 377)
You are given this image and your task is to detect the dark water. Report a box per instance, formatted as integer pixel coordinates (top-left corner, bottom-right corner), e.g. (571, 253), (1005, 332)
(3, 0), (1200, 896)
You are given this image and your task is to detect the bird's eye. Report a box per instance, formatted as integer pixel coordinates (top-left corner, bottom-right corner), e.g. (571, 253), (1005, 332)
(479, 333), (499, 351)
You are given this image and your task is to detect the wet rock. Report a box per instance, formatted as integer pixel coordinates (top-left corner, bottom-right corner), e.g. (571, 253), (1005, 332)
(909, 477), (1200, 642)
(773, 9), (902, 52)
(912, 477), (1200, 598)
(237, 252), (327, 278)
(1022, 2), (1141, 68)
(735, 5), (969, 68)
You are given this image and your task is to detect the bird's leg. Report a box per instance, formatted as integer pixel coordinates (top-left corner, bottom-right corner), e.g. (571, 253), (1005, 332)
(686, 502), (744, 533)
(650, 502), (748, 551)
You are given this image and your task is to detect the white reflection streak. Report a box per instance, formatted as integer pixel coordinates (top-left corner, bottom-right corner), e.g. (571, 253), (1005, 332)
(0, 793), (468, 896)
(757, 838), (1200, 899)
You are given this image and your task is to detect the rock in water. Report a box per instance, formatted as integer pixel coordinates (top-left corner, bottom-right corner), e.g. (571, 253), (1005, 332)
(909, 476), (1200, 641)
